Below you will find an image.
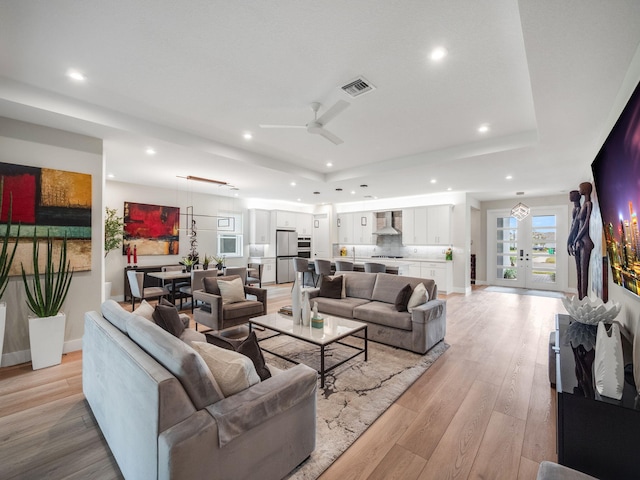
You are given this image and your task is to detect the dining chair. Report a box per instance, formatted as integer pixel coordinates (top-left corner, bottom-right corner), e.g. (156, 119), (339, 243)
(292, 257), (310, 288)
(314, 259), (332, 286)
(246, 263), (264, 288)
(179, 269), (220, 313)
(127, 270), (170, 310)
(335, 260), (354, 272)
(364, 262), (386, 273)
(225, 267), (247, 285)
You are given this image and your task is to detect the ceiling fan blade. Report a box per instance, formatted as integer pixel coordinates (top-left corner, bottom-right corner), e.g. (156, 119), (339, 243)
(316, 100), (350, 126)
(317, 128), (344, 145)
(259, 124), (306, 129)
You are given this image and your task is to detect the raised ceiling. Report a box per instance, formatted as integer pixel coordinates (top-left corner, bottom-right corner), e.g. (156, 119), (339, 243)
(1, 1), (640, 205)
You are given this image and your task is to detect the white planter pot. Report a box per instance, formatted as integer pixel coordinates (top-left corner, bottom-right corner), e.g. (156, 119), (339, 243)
(0, 302), (5, 367)
(29, 312), (66, 370)
(104, 281), (112, 300)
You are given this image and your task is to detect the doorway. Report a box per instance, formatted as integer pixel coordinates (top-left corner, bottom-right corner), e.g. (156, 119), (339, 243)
(487, 206), (568, 291)
(313, 214), (330, 259)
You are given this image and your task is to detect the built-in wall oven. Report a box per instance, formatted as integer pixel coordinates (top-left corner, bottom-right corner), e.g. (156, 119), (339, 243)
(298, 236), (311, 258)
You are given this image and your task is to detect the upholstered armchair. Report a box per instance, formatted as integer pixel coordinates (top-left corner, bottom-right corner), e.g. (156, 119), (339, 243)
(192, 275), (268, 332)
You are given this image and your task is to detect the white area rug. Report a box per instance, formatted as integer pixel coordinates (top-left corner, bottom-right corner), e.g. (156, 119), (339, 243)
(259, 334), (448, 479)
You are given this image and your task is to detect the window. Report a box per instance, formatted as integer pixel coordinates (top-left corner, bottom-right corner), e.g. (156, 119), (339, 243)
(218, 234), (243, 257)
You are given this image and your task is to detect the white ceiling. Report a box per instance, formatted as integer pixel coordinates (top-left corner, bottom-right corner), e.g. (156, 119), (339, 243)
(1, 0), (640, 205)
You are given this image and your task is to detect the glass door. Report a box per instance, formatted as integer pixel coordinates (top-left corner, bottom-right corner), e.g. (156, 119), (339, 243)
(488, 206), (567, 291)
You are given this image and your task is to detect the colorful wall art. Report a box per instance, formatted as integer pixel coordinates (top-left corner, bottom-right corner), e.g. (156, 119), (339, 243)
(123, 202), (179, 255)
(0, 162), (92, 275)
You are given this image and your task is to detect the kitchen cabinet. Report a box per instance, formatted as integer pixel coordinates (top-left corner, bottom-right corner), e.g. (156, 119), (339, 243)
(337, 213), (354, 244)
(402, 206), (451, 245)
(275, 210), (296, 229)
(249, 209), (270, 244)
(420, 261), (452, 293)
(296, 213), (313, 235)
(427, 205), (451, 245)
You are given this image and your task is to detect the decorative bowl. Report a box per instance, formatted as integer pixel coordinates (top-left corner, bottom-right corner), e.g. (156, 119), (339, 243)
(561, 295), (621, 325)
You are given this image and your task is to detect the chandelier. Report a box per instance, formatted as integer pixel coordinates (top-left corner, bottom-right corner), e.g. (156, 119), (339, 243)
(510, 202), (530, 221)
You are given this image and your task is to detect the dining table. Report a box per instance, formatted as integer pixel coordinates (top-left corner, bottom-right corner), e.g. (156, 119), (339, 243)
(147, 270), (192, 305)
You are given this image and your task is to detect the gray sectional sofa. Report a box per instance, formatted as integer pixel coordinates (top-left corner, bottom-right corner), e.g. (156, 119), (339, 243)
(308, 272), (446, 354)
(83, 300), (317, 480)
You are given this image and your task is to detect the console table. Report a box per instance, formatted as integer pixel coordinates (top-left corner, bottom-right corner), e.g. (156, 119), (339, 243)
(555, 313), (640, 479)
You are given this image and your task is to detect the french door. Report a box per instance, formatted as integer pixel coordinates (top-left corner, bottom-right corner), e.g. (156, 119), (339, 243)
(487, 206), (568, 291)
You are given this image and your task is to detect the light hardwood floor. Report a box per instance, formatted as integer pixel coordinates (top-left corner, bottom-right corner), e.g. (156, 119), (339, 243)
(0, 286), (558, 479)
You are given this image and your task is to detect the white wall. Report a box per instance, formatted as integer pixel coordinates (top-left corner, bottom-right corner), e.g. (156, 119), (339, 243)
(0, 117), (103, 366)
(105, 181), (249, 300)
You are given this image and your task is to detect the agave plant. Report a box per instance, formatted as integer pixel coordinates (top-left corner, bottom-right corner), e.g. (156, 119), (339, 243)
(0, 177), (20, 299)
(21, 232), (74, 318)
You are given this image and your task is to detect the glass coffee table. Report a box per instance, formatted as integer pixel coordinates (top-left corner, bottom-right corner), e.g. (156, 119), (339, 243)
(249, 313), (368, 387)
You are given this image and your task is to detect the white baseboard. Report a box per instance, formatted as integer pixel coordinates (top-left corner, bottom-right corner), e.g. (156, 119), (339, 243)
(1, 338), (83, 368)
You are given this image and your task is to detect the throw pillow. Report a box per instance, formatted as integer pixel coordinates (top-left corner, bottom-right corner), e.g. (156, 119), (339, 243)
(205, 331), (271, 380)
(191, 341), (261, 397)
(132, 299), (154, 321)
(218, 277), (246, 304)
(318, 275), (343, 299)
(394, 284), (413, 312)
(202, 276), (220, 295)
(236, 331), (272, 380)
(407, 282), (429, 313)
(152, 304), (186, 338)
(333, 273), (347, 298)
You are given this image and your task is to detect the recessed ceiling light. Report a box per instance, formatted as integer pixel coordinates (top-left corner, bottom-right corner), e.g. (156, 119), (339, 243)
(430, 47), (448, 61)
(145, 148), (156, 155)
(430, 179), (437, 184)
(243, 132), (252, 140)
(290, 181), (296, 186)
(297, 198), (301, 202)
(107, 173), (115, 179)
(234, 193), (239, 197)
(326, 162), (333, 167)
(67, 70), (86, 81)
(478, 124), (490, 133)
(350, 191), (356, 195)
(447, 187), (452, 191)
(506, 175), (513, 180)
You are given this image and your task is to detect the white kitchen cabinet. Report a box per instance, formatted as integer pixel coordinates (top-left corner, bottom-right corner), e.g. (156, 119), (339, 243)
(249, 209), (270, 244)
(275, 210), (296, 229)
(354, 212), (374, 244)
(420, 261), (452, 293)
(337, 213), (354, 244)
(426, 205), (452, 245)
(296, 213), (313, 235)
(402, 207), (427, 245)
(249, 257), (276, 284)
(406, 262), (421, 277)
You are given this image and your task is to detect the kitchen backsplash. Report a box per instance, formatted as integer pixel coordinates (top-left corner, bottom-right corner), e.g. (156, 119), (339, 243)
(332, 239), (449, 260)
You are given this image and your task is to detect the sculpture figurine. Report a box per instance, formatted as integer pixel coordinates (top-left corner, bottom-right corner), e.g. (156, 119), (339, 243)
(569, 182), (594, 299)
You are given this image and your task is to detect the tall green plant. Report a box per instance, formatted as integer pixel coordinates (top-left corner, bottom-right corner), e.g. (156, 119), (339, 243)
(21, 232), (74, 317)
(0, 177), (20, 299)
(104, 207), (124, 258)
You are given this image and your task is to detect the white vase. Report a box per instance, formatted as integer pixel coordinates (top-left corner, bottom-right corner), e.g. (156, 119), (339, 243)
(29, 312), (66, 370)
(0, 302), (5, 367)
(594, 321), (624, 400)
(292, 273), (302, 325)
(302, 290), (311, 326)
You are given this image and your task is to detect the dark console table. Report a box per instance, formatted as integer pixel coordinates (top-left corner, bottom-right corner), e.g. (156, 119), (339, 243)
(555, 313), (639, 479)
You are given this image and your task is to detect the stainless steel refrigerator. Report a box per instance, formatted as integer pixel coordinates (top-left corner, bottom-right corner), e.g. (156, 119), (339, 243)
(276, 230), (298, 283)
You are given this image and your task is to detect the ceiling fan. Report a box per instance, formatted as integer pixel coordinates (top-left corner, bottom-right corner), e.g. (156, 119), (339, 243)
(259, 100), (350, 145)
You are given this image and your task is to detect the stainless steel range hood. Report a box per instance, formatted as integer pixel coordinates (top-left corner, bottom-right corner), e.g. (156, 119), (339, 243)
(373, 211), (401, 235)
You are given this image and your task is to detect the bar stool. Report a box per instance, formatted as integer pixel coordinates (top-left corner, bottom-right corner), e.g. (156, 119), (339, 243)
(364, 262), (386, 273)
(335, 260), (354, 272)
(314, 259), (332, 286)
(292, 257), (310, 287)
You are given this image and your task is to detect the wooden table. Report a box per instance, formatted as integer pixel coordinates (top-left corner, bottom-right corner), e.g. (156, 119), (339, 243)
(249, 313), (367, 388)
(147, 270), (191, 304)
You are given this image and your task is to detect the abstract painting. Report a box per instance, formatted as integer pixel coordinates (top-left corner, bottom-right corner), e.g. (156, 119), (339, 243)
(0, 162), (92, 275)
(123, 202), (179, 255)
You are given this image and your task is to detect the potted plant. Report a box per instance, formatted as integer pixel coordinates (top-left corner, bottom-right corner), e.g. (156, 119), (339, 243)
(0, 178), (20, 365)
(104, 207), (123, 299)
(202, 254), (213, 270)
(180, 256), (195, 272)
(213, 255), (225, 270)
(21, 232), (74, 370)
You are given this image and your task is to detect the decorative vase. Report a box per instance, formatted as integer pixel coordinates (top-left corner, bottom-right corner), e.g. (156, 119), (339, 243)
(29, 312), (66, 370)
(0, 303), (5, 367)
(302, 290), (311, 326)
(203, 264), (209, 271)
(292, 272), (302, 325)
(594, 321), (624, 400)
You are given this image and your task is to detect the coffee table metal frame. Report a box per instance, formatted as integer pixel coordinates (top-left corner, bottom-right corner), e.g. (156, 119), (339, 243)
(249, 313), (368, 387)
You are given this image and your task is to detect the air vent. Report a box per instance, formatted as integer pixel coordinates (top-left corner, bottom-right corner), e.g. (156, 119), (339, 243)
(341, 76), (375, 98)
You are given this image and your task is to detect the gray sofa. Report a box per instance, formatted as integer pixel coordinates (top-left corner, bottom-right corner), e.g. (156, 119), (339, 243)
(308, 272), (446, 354)
(83, 300), (317, 480)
